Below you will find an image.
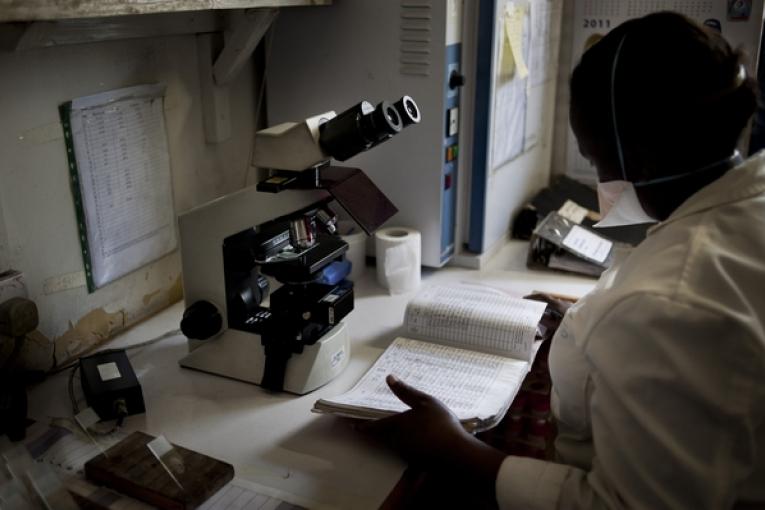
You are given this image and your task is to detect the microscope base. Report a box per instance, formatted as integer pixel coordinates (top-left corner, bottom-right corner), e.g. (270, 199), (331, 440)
(179, 322), (350, 395)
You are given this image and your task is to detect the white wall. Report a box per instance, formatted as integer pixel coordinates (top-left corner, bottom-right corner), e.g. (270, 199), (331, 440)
(0, 32), (259, 360)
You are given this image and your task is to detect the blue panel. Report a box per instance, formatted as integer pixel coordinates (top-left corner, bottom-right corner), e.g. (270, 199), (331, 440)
(441, 42), (462, 263)
(468, 0), (495, 254)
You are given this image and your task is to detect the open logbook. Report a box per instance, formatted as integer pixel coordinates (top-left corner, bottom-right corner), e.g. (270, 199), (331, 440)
(313, 284), (547, 432)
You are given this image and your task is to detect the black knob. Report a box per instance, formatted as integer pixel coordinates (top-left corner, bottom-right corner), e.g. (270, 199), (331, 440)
(181, 300), (222, 340)
(449, 70), (466, 89)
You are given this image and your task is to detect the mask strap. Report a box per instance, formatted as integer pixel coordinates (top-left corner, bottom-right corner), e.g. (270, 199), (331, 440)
(610, 35), (743, 187)
(633, 150), (743, 188)
(610, 34), (629, 181)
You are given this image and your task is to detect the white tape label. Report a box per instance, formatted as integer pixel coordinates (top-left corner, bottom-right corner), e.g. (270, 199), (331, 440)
(97, 362), (121, 382)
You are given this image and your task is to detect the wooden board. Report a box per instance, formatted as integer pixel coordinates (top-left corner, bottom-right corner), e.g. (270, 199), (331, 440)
(84, 431), (234, 510)
(0, 1), (332, 22)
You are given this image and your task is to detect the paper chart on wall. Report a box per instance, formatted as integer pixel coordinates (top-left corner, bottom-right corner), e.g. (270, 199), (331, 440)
(528, 0), (560, 88)
(564, 0), (765, 184)
(525, 0), (562, 149)
(60, 83), (177, 291)
(491, 1), (532, 170)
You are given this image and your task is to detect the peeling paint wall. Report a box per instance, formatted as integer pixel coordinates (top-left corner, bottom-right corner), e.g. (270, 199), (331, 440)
(0, 195), (9, 270)
(0, 32), (261, 362)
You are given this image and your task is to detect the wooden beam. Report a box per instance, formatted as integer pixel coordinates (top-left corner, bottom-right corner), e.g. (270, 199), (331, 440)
(213, 8), (277, 86)
(197, 33), (232, 143)
(0, 0), (331, 23)
(215, 0), (329, 6)
(1, 12), (223, 51)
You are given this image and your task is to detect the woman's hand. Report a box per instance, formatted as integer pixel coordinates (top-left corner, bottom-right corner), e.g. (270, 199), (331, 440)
(362, 375), (468, 467)
(361, 375), (506, 492)
(524, 292), (575, 318)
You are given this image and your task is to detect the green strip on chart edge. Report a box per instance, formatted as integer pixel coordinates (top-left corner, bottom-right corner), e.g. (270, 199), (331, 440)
(59, 102), (97, 293)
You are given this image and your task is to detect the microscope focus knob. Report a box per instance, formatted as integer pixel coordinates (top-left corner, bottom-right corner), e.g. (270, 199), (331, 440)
(180, 301), (222, 340)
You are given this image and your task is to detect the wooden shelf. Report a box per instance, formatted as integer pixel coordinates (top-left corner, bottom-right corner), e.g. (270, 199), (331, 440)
(0, 1), (330, 144)
(0, 0), (330, 23)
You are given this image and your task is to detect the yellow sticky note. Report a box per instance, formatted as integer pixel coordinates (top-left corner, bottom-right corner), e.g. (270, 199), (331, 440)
(504, 3), (528, 79)
(499, 27), (516, 80)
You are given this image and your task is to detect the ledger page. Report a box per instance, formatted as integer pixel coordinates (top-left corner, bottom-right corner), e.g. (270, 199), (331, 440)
(404, 284), (546, 360)
(317, 337), (529, 424)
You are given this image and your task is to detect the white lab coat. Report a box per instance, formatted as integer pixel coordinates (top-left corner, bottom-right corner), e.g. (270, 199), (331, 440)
(496, 153), (765, 509)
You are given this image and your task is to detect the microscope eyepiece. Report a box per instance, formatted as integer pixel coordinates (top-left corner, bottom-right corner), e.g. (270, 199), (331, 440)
(318, 96), (419, 162)
(318, 101), (374, 162)
(361, 101), (402, 143)
(393, 96), (421, 126)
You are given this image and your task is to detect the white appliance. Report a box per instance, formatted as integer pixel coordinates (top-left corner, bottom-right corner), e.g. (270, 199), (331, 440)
(266, 0), (465, 267)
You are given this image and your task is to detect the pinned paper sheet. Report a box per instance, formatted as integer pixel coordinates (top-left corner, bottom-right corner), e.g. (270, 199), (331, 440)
(504, 2), (529, 79)
(491, 0), (531, 168)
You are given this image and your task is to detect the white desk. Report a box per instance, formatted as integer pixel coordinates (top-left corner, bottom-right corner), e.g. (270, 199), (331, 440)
(27, 241), (596, 509)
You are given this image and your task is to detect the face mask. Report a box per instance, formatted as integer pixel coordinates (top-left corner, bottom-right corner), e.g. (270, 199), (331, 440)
(594, 151), (743, 228)
(594, 33), (656, 229)
(595, 180), (655, 228)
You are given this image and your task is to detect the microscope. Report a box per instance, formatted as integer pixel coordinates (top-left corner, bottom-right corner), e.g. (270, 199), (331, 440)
(177, 97), (420, 394)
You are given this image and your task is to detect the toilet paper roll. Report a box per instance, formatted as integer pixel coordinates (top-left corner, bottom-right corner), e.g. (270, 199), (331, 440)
(375, 227), (421, 294)
(338, 220), (367, 281)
